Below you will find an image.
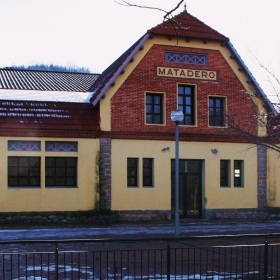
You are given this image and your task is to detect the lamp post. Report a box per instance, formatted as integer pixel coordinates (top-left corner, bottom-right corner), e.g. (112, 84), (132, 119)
(171, 110), (184, 237)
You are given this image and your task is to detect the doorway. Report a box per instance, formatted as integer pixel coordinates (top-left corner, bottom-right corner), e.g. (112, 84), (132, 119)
(171, 159), (202, 218)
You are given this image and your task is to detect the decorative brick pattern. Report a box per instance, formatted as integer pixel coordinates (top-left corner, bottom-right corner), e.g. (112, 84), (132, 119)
(165, 51), (208, 65)
(100, 138), (112, 210)
(258, 145), (267, 208)
(0, 100), (100, 138)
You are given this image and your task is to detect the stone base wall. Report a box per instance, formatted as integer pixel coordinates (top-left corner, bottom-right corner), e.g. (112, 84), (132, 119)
(112, 210), (172, 222)
(0, 210), (172, 224)
(0, 211), (102, 225)
(2, 209), (280, 224)
(205, 208), (280, 220)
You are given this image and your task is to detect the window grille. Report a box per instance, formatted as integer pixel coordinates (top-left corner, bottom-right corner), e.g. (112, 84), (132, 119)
(165, 51), (208, 65)
(45, 142), (78, 152)
(8, 156), (40, 187)
(8, 141), (41, 151)
(45, 157), (77, 187)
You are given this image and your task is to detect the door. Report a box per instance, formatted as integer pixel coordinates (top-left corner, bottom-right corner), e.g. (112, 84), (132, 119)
(171, 160), (202, 218)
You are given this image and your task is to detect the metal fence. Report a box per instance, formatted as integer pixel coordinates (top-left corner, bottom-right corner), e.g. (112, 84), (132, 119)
(0, 234), (280, 279)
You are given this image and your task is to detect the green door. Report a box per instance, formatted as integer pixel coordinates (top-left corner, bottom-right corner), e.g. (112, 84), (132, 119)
(171, 160), (202, 218)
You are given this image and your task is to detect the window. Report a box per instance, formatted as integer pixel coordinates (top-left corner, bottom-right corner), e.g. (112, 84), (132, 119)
(165, 51), (208, 65)
(45, 157), (77, 187)
(8, 157), (40, 187)
(178, 85), (195, 125)
(234, 160), (243, 187)
(146, 93), (163, 124)
(127, 158), (138, 187)
(8, 141), (41, 151)
(209, 97), (225, 126)
(45, 141), (78, 152)
(220, 160), (230, 187)
(143, 158), (153, 187)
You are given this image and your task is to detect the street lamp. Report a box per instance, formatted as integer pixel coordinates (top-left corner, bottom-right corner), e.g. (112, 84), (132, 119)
(171, 110), (184, 237)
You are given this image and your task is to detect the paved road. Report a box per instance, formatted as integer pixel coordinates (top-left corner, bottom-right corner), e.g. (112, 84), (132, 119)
(1, 220), (280, 240)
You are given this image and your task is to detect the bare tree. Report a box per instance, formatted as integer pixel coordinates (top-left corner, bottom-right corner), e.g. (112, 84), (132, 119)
(115, 0), (186, 31)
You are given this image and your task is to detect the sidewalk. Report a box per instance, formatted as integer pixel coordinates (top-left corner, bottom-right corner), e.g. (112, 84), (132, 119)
(1, 219), (280, 240)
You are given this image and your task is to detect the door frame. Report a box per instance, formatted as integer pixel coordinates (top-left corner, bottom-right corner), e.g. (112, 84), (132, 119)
(171, 159), (203, 218)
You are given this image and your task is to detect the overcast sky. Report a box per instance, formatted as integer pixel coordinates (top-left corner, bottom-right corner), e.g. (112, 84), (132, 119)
(1, 0), (279, 102)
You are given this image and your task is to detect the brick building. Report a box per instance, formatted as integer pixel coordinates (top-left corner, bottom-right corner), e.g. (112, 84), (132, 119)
(0, 10), (279, 221)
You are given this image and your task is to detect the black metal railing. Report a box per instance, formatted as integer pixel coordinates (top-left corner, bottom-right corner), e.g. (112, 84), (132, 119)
(0, 234), (280, 279)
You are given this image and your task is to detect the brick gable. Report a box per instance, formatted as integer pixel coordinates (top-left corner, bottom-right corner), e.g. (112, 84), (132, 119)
(110, 44), (258, 139)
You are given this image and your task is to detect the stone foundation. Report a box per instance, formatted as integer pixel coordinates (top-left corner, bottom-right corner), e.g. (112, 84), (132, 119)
(205, 208), (280, 220)
(0, 210), (172, 224)
(1, 209), (280, 224)
(112, 210), (172, 222)
(0, 211), (102, 225)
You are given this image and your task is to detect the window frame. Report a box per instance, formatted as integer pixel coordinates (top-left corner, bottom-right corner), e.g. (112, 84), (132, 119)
(142, 158), (154, 188)
(8, 140), (41, 151)
(177, 84), (196, 126)
(145, 92), (165, 125)
(220, 160), (231, 187)
(209, 96), (227, 127)
(165, 51), (208, 65)
(8, 156), (41, 188)
(234, 160), (244, 187)
(45, 157), (78, 188)
(127, 158), (138, 187)
(45, 141), (78, 152)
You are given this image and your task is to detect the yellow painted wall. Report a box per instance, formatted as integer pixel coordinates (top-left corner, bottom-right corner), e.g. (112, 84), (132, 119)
(267, 147), (280, 207)
(111, 139), (258, 211)
(0, 137), (99, 212)
(99, 36), (264, 133)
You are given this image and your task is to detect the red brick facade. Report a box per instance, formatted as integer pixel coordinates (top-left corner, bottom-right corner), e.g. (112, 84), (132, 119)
(0, 100), (100, 138)
(111, 45), (258, 141)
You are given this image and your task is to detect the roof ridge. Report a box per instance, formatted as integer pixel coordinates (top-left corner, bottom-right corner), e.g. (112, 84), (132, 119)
(147, 10), (228, 42)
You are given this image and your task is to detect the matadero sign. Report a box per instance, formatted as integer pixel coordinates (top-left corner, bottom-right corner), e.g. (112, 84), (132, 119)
(156, 66), (219, 81)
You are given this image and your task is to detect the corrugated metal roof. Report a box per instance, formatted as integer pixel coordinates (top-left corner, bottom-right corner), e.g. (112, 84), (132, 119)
(0, 69), (100, 92)
(0, 89), (90, 103)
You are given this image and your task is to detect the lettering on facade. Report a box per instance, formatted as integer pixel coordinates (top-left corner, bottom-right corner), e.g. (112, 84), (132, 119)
(156, 66), (218, 81)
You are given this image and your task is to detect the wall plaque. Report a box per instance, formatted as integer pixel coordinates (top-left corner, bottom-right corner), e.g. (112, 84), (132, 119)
(155, 66), (218, 81)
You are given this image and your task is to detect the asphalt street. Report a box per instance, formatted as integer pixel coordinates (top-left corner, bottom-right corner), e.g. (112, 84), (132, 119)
(1, 219), (280, 240)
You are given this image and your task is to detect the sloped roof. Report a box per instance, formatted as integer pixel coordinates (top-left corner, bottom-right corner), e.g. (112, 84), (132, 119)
(0, 68), (100, 92)
(273, 103), (280, 114)
(147, 11), (229, 42)
(88, 34), (150, 105)
(87, 11), (229, 106)
(0, 100), (100, 137)
(0, 89), (89, 103)
(87, 10), (277, 114)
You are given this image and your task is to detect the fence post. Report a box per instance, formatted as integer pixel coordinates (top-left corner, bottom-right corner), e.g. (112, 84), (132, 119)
(167, 243), (170, 280)
(55, 242), (59, 280)
(264, 241), (268, 280)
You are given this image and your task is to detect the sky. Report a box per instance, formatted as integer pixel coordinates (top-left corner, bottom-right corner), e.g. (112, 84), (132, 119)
(0, 0), (280, 102)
